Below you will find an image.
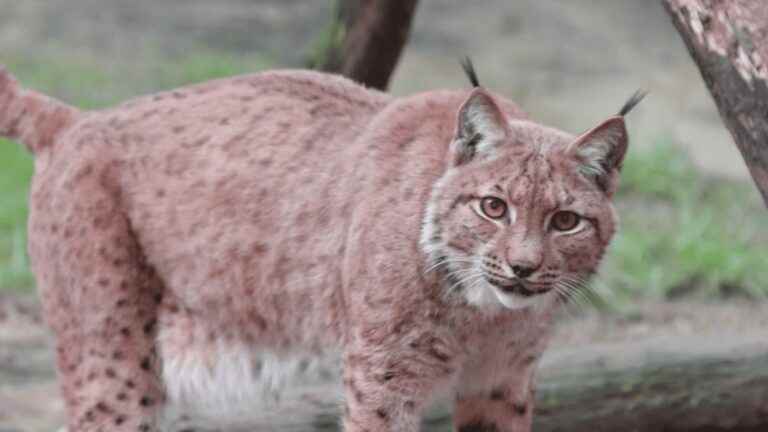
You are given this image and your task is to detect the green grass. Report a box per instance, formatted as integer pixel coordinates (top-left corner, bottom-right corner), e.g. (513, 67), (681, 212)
(0, 141), (34, 290)
(595, 140), (768, 310)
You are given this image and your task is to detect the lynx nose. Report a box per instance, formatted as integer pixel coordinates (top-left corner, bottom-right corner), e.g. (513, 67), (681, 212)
(511, 264), (536, 279)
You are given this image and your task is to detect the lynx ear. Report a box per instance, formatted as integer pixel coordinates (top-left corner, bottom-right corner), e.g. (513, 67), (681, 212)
(451, 88), (508, 166)
(568, 116), (628, 194)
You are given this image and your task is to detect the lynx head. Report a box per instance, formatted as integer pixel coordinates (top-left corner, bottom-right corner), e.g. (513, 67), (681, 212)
(421, 84), (645, 311)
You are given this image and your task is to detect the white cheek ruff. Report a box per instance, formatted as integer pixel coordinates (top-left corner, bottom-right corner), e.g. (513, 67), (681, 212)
(463, 279), (556, 313)
(492, 286), (550, 310)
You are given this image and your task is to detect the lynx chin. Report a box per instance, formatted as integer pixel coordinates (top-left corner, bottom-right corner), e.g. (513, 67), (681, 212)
(0, 61), (643, 431)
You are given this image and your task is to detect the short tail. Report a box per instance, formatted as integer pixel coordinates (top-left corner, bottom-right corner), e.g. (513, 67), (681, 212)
(0, 66), (81, 154)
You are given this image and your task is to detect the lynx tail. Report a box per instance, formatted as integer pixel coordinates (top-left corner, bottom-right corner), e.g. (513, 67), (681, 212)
(0, 66), (80, 154)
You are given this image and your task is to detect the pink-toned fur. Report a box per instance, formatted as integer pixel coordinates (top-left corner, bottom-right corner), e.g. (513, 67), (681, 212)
(0, 65), (631, 432)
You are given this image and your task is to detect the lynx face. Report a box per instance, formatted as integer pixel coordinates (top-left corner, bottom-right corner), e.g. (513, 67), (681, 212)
(422, 89), (628, 311)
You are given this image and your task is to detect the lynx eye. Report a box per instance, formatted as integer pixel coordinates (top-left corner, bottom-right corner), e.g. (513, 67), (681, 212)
(551, 211), (581, 232)
(480, 197), (507, 219)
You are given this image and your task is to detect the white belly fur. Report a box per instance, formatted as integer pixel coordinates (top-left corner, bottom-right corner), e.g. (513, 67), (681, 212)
(157, 327), (342, 430)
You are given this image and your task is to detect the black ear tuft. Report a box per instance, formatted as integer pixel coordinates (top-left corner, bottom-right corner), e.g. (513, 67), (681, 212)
(460, 56), (481, 88)
(618, 89), (648, 117)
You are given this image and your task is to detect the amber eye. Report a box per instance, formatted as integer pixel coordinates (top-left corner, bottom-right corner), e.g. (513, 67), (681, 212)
(551, 211), (581, 232)
(480, 197), (507, 219)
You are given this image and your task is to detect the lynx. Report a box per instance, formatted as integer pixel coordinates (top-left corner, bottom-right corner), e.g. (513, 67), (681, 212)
(0, 62), (642, 431)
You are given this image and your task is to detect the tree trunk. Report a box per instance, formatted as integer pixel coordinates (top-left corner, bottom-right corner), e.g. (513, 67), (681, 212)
(663, 0), (768, 207)
(310, 0), (419, 91)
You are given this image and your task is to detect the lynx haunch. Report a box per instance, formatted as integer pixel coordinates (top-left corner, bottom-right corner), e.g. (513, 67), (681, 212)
(0, 64), (642, 431)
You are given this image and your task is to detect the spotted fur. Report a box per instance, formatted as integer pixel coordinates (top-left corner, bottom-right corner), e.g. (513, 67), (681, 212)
(1, 65), (634, 431)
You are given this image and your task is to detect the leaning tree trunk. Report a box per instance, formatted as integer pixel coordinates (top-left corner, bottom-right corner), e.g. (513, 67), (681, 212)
(310, 0), (419, 91)
(663, 0), (768, 207)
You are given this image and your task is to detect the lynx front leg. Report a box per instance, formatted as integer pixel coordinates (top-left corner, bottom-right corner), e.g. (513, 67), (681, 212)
(453, 364), (537, 432)
(453, 383), (535, 432)
(341, 338), (459, 432)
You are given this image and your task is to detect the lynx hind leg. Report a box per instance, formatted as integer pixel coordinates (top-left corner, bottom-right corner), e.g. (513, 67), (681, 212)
(30, 161), (165, 431)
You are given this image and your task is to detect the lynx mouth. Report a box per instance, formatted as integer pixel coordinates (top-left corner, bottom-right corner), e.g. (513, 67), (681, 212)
(485, 276), (544, 297)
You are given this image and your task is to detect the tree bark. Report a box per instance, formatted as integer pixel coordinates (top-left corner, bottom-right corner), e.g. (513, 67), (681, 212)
(311, 0), (419, 91)
(663, 0), (768, 207)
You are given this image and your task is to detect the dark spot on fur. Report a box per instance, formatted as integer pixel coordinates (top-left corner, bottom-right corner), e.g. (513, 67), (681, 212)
(140, 357), (151, 371)
(139, 423), (151, 432)
(139, 396), (154, 407)
(490, 387), (505, 401)
(427, 346), (451, 362)
(458, 421), (499, 432)
(513, 402), (528, 415)
(143, 319), (156, 335)
(252, 242), (268, 254)
(347, 377), (365, 402)
(96, 402), (110, 412)
(120, 327), (131, 337)
(115, 415), (126, 425)
(523, 354), (539, 365)
(105, 368), (117, 378)
(382, 372), (395, 381)
(125, 379), (135, 389)
(375, 408), (388, 419)
(404, 400), (416, 411)
(117, 392), (128, 401)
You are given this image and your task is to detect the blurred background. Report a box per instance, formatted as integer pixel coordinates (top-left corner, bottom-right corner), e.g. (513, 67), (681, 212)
(0, 0), (766, 430)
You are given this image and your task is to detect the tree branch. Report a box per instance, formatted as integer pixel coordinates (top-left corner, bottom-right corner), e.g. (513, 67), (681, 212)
(310, 0), (419, 90)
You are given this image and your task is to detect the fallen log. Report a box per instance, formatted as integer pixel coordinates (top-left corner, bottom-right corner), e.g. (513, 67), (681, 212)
(241, 334), (768, 431)
(530, 335), (768, 431)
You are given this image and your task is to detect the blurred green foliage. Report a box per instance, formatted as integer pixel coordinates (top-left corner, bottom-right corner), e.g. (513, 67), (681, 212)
(0, 55), (765, 310)
(596, 140), (768, 310)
